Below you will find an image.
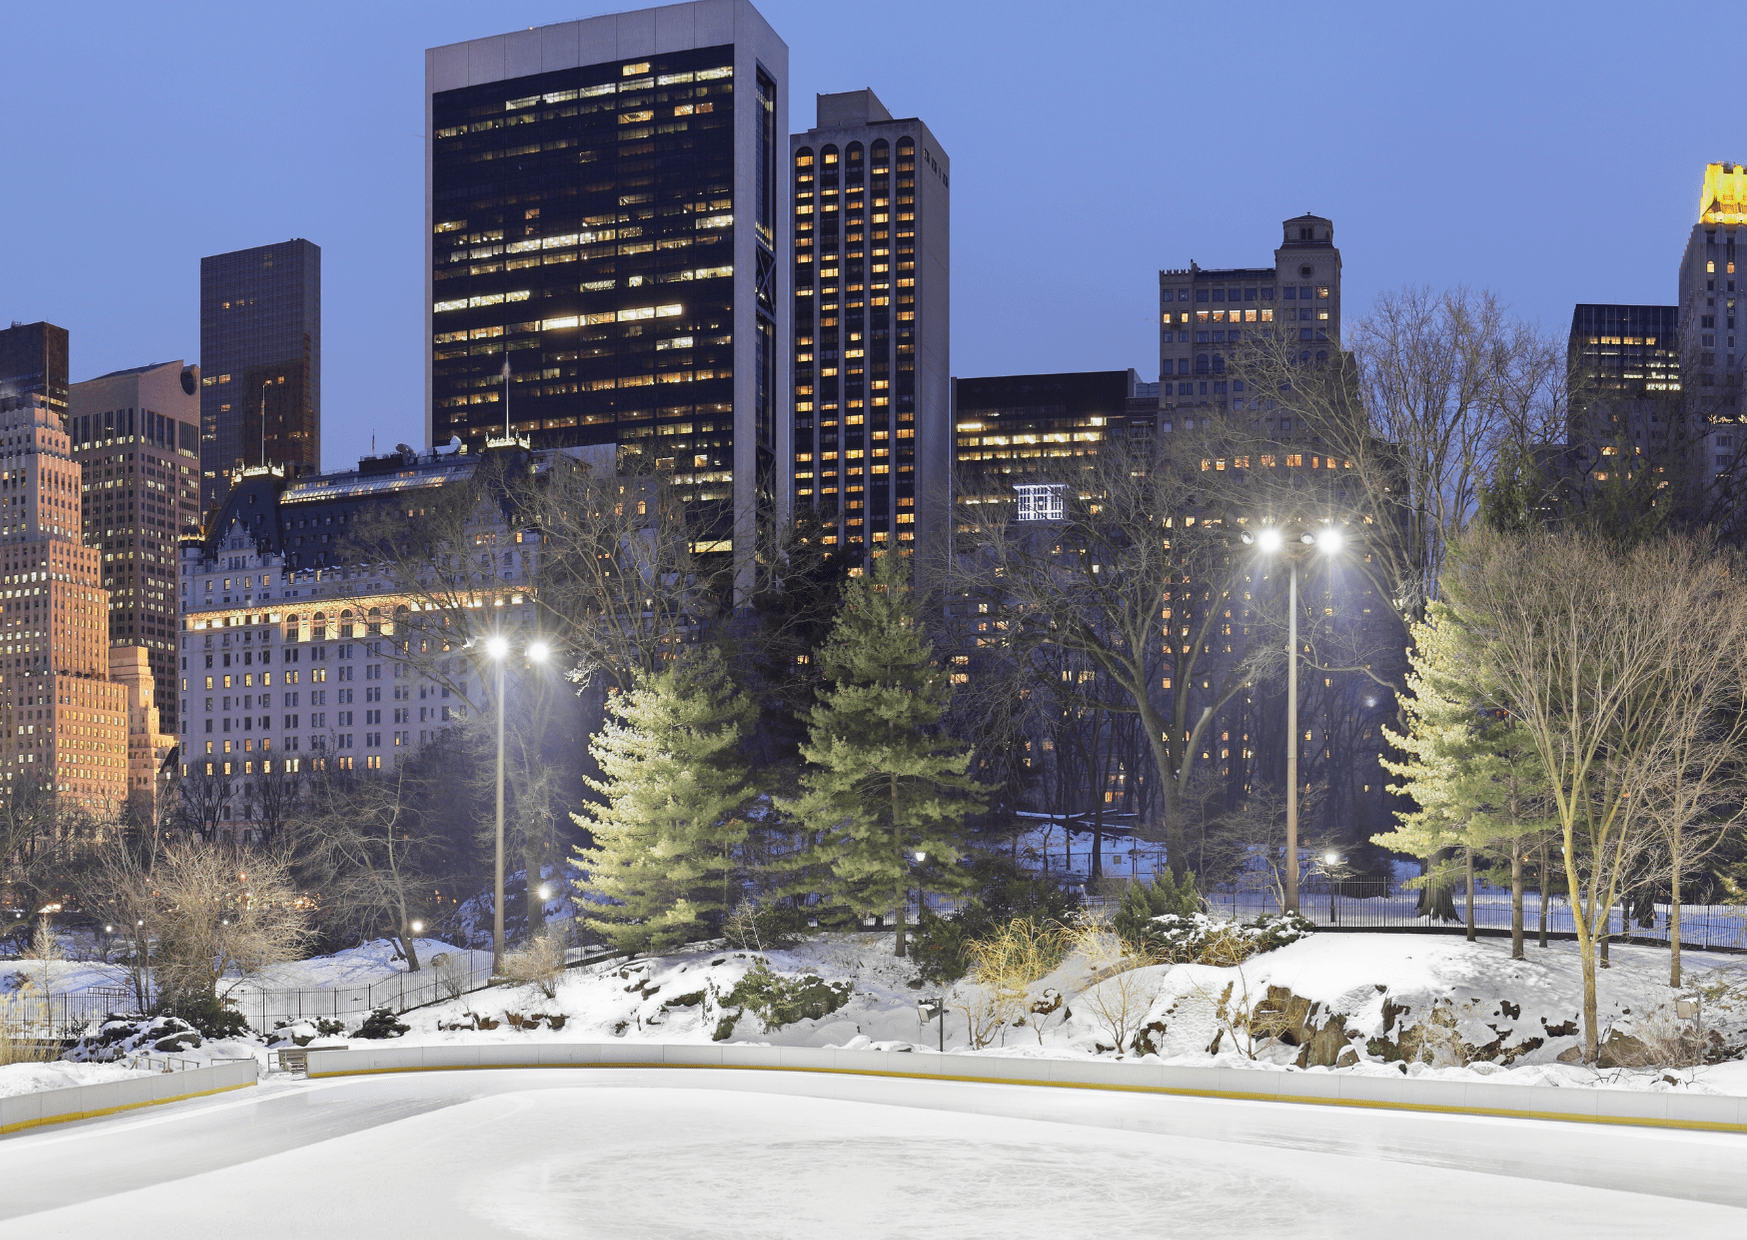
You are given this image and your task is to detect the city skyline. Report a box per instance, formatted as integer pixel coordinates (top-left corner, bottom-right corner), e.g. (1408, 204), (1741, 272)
(0, 0), (1732, 475)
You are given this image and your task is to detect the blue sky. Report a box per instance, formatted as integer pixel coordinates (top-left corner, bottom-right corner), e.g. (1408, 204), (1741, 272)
(0, 1), (1721, 470)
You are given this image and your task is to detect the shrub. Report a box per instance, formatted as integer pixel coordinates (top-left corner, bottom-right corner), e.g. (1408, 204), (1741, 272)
(174, 996), (251, 1039)
(355, 1007), (409, 1039)
(1113, 871), (1202, 948)
(721, 900), (805, 952)
(911, 867), (1081, 985)
(726, 961), (852, 1030)
(1137, 909), (1314, 967)
(501, 927), (567, 1000)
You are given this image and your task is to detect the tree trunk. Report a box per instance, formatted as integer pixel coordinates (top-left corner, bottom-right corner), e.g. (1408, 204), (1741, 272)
(1465, 847), (1476, 942)
(1416, 850), (1458, 921)
(399, 926), (423, 973)
(1563, 837), (1599, 1063)
(1600, 898), (1611, 968)
(893, 887), (907, 958)
(1538, 843), (1549, 949)
(1670, 859), (1683, 989)
(1510, 847), (1524, 961)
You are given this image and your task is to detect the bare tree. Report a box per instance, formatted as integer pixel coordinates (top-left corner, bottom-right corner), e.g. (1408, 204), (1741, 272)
(1240, 285), (1564, 632)
(955, 437), (1280, 880)
(146, 841), (312, 1008)
(1622, 594), (1747, 987)
(296, 763), (448, 972)
(1445, 528), (1743, 1060)
(175, 768), (232, 843)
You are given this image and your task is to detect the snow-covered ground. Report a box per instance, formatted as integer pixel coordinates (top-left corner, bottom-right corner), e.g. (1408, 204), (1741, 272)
(3, 1069), (1743, 1235)
(283, 931), (1747, 1098)
(8, 928), (1746, 1103)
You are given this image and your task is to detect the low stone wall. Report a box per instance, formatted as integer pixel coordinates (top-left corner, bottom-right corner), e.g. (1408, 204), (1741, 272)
(0, 1059), (258, 1137)
(303, 1043), (1747, 1134)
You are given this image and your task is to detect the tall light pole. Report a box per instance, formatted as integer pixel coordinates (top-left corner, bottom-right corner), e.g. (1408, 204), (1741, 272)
(1250, 523), (1344, 913)
(485, 634), (551, 973)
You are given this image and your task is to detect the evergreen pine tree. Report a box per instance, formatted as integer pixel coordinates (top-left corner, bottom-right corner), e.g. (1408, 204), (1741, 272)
(1376, 603), (1553, 958)
(574, 646), (755, 953)
(785, 551), (986, 956)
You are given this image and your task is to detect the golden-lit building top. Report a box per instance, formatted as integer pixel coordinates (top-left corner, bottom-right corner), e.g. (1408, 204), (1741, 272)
(1699, 162), (1747, 225)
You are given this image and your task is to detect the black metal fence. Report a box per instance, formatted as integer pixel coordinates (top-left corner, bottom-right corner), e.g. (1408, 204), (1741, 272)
(8, 918), (606, 1039)
(1196, 880), (1747, 952)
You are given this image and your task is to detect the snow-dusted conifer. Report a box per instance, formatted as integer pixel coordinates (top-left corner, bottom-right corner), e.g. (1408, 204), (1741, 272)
(574, 646), (755, 953)
(785, 551), (984, 956)
(1376, 603), (1553, 959)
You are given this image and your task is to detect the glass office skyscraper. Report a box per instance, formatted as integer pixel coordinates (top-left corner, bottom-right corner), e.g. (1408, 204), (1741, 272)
(425, 0), (788, 595)
(198, 239), (322, 511)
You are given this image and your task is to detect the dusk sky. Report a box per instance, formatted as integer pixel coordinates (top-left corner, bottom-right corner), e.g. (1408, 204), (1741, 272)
(1, 0), (1720, 471)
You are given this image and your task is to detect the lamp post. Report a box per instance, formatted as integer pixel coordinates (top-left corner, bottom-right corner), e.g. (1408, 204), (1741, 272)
(484, 634), (551, 973)
(1248, 523), (1344, 914)
(1324, 850), (1341, 924)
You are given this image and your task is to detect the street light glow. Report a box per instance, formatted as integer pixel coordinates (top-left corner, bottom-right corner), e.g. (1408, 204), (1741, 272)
(1316, 527), (1345, 554)
(1324, 850), (1340, 865)
(914, 851), (927, 863)
(537, 883), (553, 900)
(528, 640), (551, 663)
(485, 635), (510, 659)
(1255, 527), (1284, 554)
(411, 920), (424, 933)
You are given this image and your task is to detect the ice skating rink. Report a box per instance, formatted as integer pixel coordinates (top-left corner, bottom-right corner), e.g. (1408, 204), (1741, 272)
(2, 1068), (1742, 1238)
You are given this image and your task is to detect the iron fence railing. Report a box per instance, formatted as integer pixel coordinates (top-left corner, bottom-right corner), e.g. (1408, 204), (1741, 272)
(5, 917), (608, 1040)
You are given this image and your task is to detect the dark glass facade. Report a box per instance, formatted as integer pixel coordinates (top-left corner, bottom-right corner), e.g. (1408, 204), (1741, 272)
(429, 46), (745, 513)
(953, 370), (1140, 504)
(199, 240), (321, 511)
(1568, 304), (1681, 396)
(0, 322), (70, 419)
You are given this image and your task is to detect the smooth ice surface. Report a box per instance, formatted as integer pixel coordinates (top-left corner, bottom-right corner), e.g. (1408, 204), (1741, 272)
(2, 1069), (1742, 1237)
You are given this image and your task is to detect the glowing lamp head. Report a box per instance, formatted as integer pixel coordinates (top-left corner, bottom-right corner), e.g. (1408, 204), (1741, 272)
(484, 635), (510, 660)
(1324, 850), (1340, 866)
(1316, 527), (1345, 555)
(1255, 527), (1284, 554)
(537, 883), (553, 901)
(411, 920), (424, 933)
(914, 851), (927, 863)
(527, 640), (551, 664)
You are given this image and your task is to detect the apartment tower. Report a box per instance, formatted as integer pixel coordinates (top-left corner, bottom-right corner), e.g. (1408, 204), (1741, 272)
(0, 390), (130, 806)
(198, 239), (322, 511)
(1158, 215), (1342, 424)
(68, 360), (203, 736)
(790, 89), (949, 563)
(425, 0), (788, 596)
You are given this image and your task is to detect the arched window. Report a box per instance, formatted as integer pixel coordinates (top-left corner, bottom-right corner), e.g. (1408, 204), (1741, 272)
(393, 604), (409, 637)
(1315, 350), (1328, 363)
(871, 137), (889, 165)
(1195, 354), (1210, 374)
(313, 611), (328, 641)
(1299, 351), (1313, 364)
(368, 607), (383, 636)
(795, 144), (814, 172)
(340, 609), (355, 638)
(1211, 354), (1225, 374)
(285, 614), (302, 642)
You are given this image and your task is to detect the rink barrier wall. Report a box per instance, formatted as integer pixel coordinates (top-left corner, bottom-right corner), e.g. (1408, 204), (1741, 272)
(301, 1043), (1747, 1135)
(0, 1059), (258, 1137)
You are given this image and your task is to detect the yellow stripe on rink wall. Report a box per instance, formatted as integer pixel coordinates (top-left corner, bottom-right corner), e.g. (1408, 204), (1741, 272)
(302, 1043), (1747, 1136)
(0, 1061), (259, 1137)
